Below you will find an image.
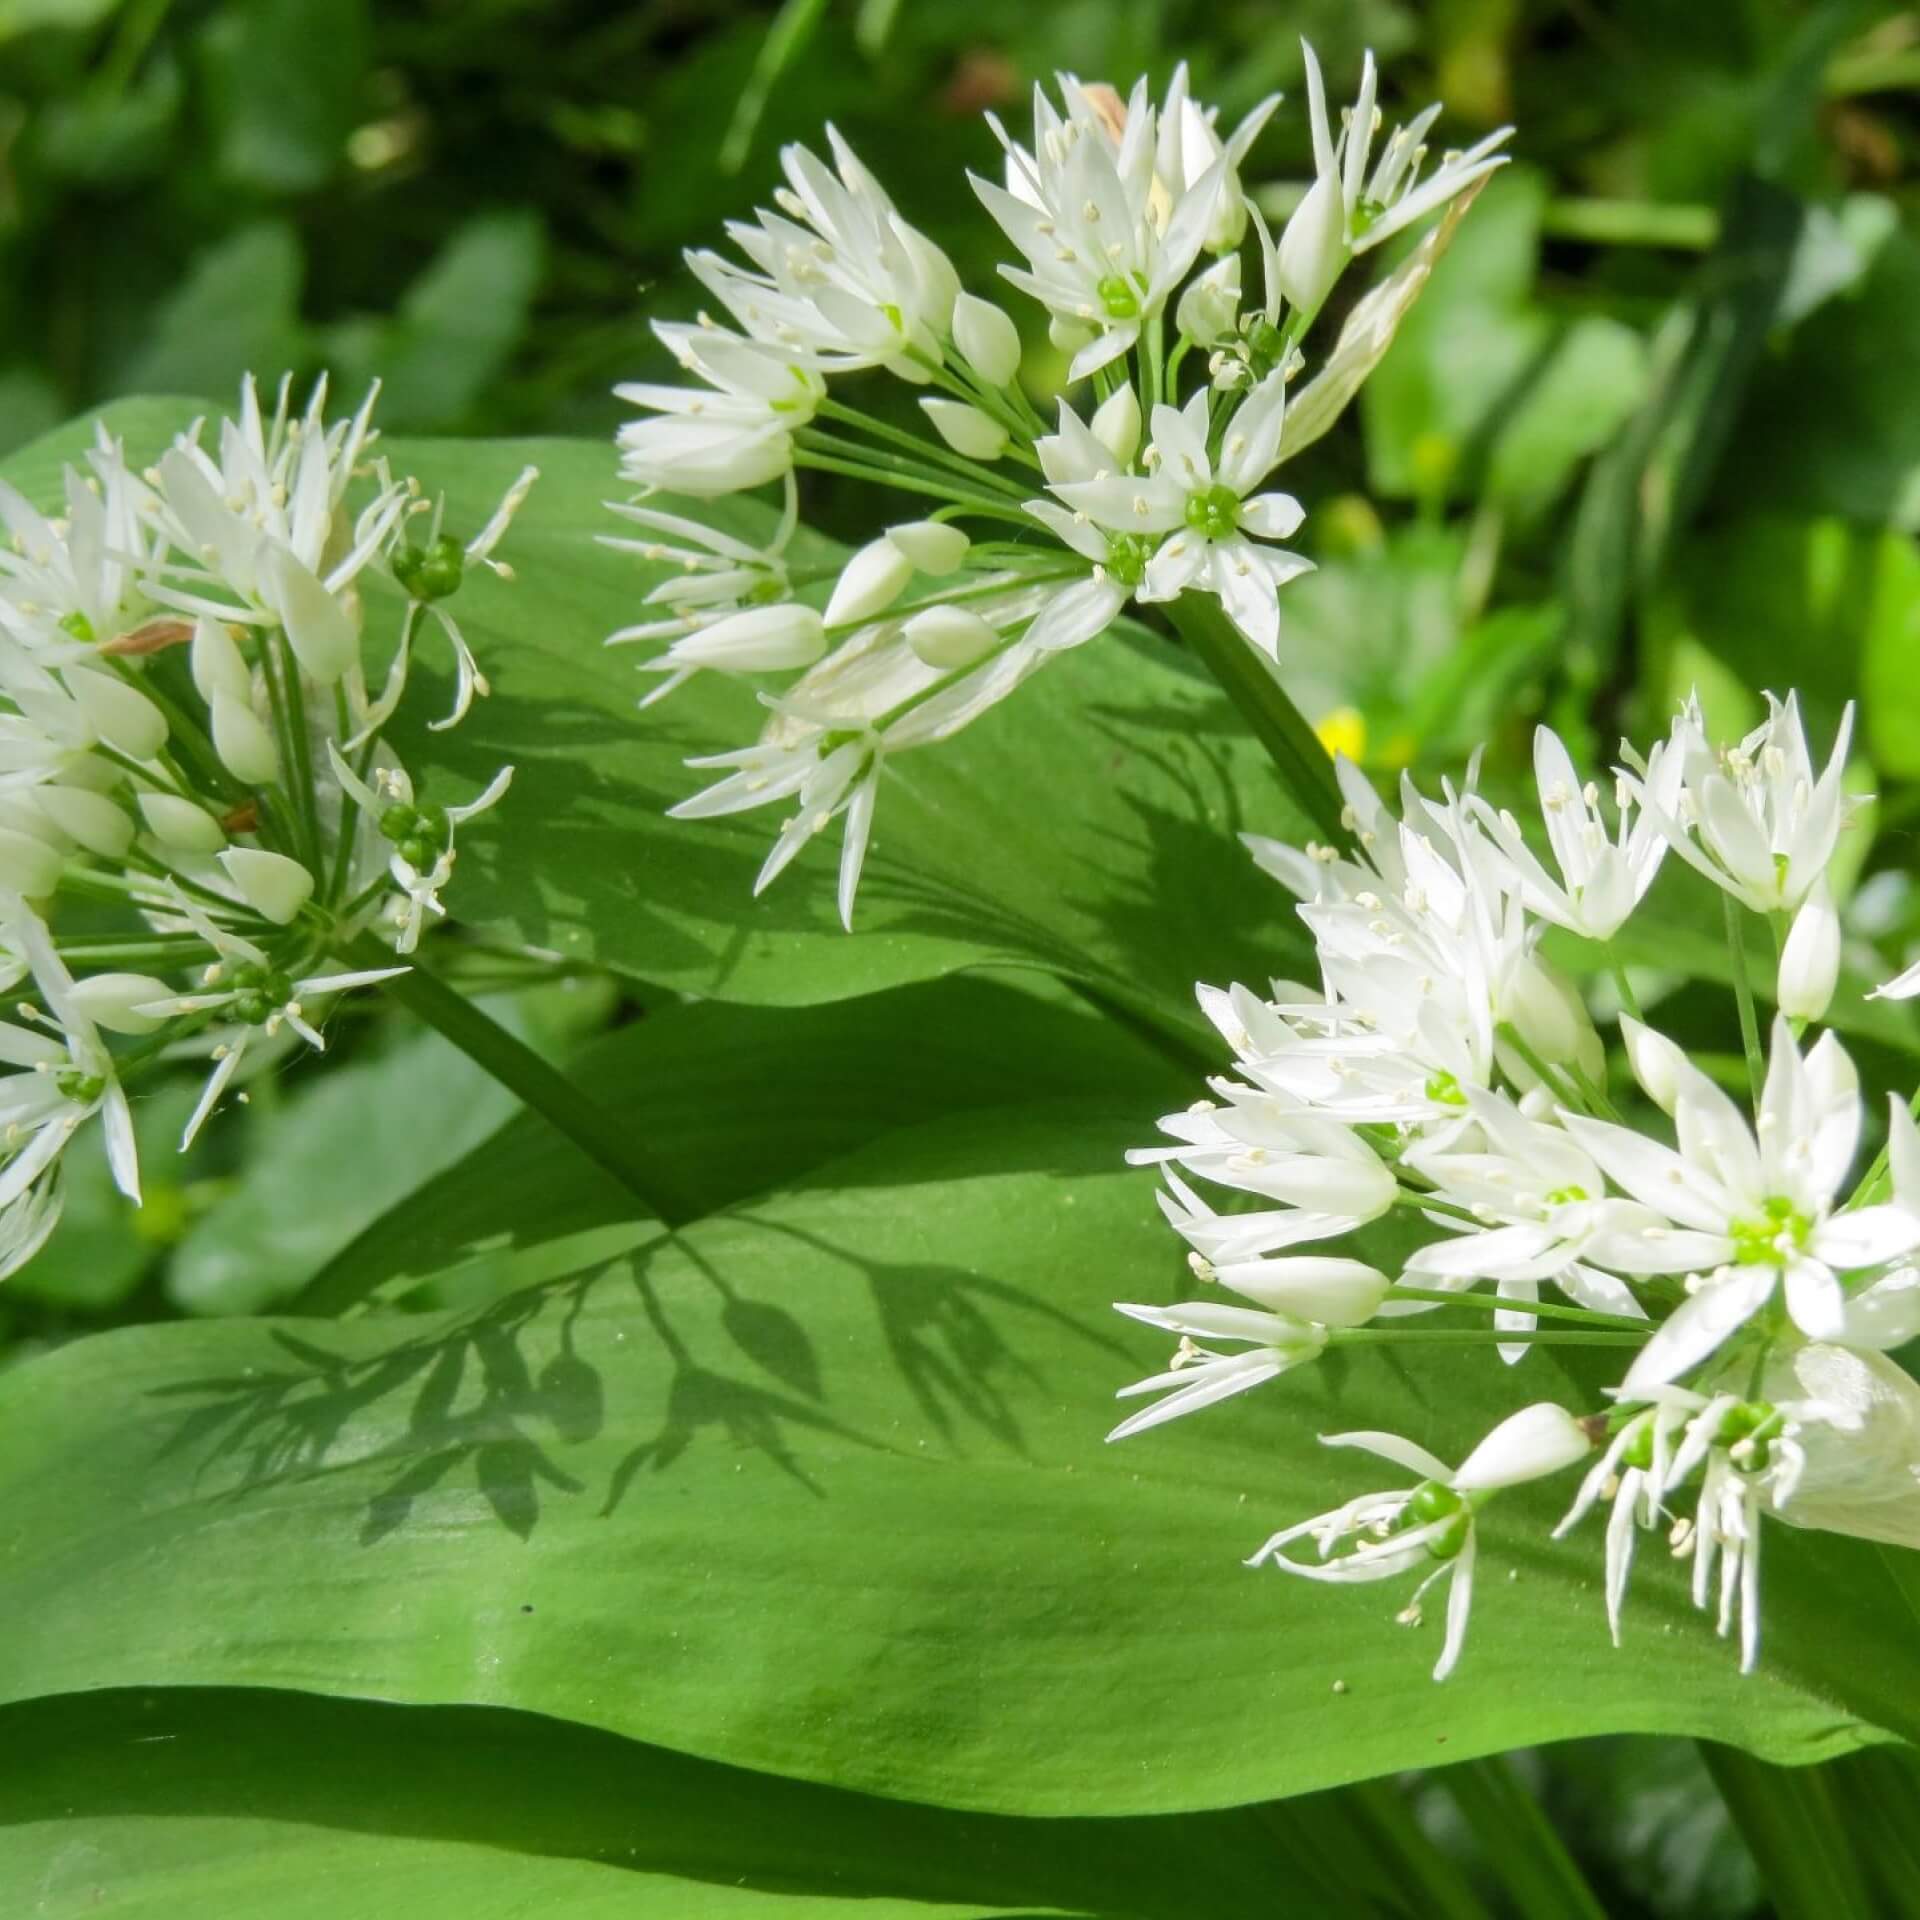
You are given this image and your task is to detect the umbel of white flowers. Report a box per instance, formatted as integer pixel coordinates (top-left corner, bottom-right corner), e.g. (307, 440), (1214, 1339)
(604, 44), (1511, 927)
(0, 377), (533, 1268)
(1112, 691), (1920, 1681)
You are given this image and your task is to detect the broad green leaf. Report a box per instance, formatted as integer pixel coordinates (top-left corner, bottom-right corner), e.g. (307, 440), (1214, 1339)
(0, 405), (1315, 1036)
(117, 223), (305, 402)
(293, 971), (1185, 1314)
(0, 1102), (1914, 1818)
(0, 1686), (1416, 1919)
(199, 0), (368, 194)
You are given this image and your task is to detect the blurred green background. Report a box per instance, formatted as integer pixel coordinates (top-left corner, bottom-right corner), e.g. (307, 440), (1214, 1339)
(4, 5), (1920, 1907)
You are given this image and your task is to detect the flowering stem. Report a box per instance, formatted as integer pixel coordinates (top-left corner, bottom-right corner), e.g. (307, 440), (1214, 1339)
(1603, 942), (1643, 1022)
(1164, 594), (1349, 847)
(791, 447), (1034, 525)
(1384, 1284), (1647, 1330)
(815, 399), (1037, 492)
(1723, 895), (1767, 1108)
(343, 933), (667, 1213)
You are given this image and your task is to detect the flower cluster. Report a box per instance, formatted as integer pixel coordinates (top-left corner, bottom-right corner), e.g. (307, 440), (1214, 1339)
(1113, 692), (1920, 1679)
(0, 377), (532, 1262)
(607, 46), (1509, 925)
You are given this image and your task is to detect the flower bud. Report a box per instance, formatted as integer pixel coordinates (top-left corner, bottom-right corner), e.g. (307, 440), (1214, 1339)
(211, 690), (282, 785)
(904, 605), (1000, 670)
(918, 398), (1009, 462)
(32, 785), (134, 859)
(259, 543), (358, 683)
(1090, 383), (1142, 465)
(1452, 1403), (1592, 1492)
(885, 521), (970, 576)
(138, 793), (227, 854)
(1778, 879), (1841, 1022)
(1503, 954), (1596, 1067)
(1048, 314), (1096, 356)
(669, 604), (826, 673)
(1176, 254), (1242, 346)
(219, 848), (314, 925)
(1211, 1255), (1389, 1327)
(824, 537), (915, 628)
(951, 293), (1022, 386)
(190, 616), (251, 704)
(1274, 169), (1348, 316)
(0, 825), (63, 896)
(69, 972), (172, 1036)
(66, 668), (168, 760)
(1620, 1016), (1688, 1114)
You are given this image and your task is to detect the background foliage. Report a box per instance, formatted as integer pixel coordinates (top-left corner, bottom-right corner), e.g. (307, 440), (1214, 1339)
(6, 1), (1920, 1914)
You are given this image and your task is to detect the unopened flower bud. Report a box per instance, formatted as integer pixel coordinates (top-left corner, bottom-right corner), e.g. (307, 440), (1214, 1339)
(1176, 253), (1241, 346)
(32, 785), (134, 859)
(66, 667), (168, 759)
(1452, 1403), (1592, 1492)
(1090, 383), (1142, 465)
(918, 398), (1009, 462)
(211, 690), (281, 785)
(1274, 169), (1348, 316)
(1778, 879), (1841, 1022)
(1048, 314), (1096, 356)
(1210, 1255), (1389, 1327)
(0, 825), (63, 896)
(885, 521), (970, 575)
(1504, 954), (1596, 1067)
(138, 792), (227, 854)
(951, 293), (1022, 386)
(69, 972), (172, 1036)
(1620, 1016), (1688, 1114)
(825, 537), (915, 628)
(219, 848), (314, 925)
(190, 616), (251, 704)
(669, 604), (826, 672)
(904, 604), (1000, 670)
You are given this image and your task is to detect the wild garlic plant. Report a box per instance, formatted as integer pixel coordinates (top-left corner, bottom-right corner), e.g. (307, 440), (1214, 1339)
(0, 377), (533, 1262)
(606, 45), (1510, 926)
(1113, 694), (1920, 1681)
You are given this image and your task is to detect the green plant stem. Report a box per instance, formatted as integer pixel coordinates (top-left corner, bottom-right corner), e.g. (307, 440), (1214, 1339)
(1603, 942), (1643, 1021)
(1439, 1758), (1610, 1920)
(1383, 1285), (1646, 1330)
(1723, 895), (1767, 1108)
(1164, 594), (1348, 846)
(791, 448), (1033, 525)
(344, 934), (667, 1213)
(816, 398), (1036, 494)
(1700, 1745), (1881, 1920)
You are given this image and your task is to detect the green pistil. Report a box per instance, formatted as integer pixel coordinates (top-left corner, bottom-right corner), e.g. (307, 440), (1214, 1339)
(1425, 1070), (1469, 1109)
(1730, 1194), (1810, 1267)
(227, 960), (295, 1026)
(1621, 1422), (1656, 1471)
(1183, 484), (1241, 540)
(1404, 1481), (1471, 1561)
(1104, 534), (1153, 588)
(1545, 1185), (1590, 1205)
(1095, 273), (1142, 320)
(378, 801), (450, 872)
(55, 1069), (105, 1104)
(1352, 197), (1387, 239)
(58, 610), (95, 642)
(746, 575), (786, 605)
(392, 533), (465, 604)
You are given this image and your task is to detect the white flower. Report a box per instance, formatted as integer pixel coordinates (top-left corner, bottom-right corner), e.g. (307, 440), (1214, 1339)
(1049, 374), (1311, 655)
(1470, 724), (1675, 940)
(1625, 693), (1859, 915)
(1274, 42), (1511, 316)
(973, 73), (1276, 382)
(1247, 1408), (1589, 1680)
(143, 376), (404, 683)
(1777, 877), (1841, 1021)
(1869, 954), (1920, 1002)
(0, 912), (137, 1206)
(1566, 1017), (1920, 1392)
(615, 324), (824, 496)
(688, 128), (958, 375)
(1107, 1299), (1325, 1439)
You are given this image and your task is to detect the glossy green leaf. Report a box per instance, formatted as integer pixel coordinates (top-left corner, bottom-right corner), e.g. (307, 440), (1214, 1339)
(0, 1102), (1913, 1819)
(1, 1687), (1358, 1919)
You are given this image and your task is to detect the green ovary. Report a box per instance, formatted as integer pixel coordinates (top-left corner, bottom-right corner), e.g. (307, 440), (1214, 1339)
(1730, 1194), (1811, 1266)
(1183, 484), (1241, 540)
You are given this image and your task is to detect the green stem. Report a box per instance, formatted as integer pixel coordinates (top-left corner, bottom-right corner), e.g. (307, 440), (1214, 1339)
(791, 448), (1034, 525)
(1603, 941), (1643, 1022)
(816, 398), (1036, 494)
(1700, 1745), (1881, 1920)
(1723, 895), (1767, 1109)
(1383, 1285), (1646, 1331)
(344, 934), (667, 1213)
(1438, 1758), (1610, 1920)
(1495, 1021), (1602, 1118)
(1164, 594), (1348, 846)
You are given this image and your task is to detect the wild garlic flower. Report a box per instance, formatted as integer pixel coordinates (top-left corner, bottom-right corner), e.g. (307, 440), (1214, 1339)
(0, 376), (532, 1256)
(1112, 693), (1920, 1680)
(609, 46), (1501, 924)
